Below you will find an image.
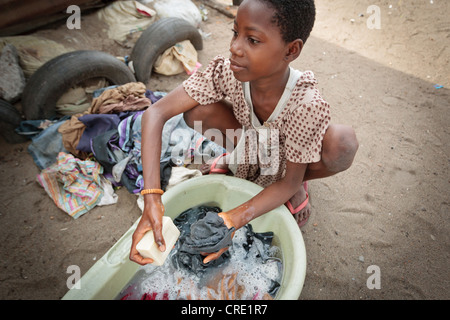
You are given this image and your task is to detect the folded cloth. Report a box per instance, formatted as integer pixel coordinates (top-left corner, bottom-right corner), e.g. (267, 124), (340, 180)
(166, 166), (202, 190)
(36, 152), (104, 219)
(89, 82), (150, 114)
(181, 211), (235, 254)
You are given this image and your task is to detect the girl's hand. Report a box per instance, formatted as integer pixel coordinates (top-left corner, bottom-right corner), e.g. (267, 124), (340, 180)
(202, 211), (236, 264)
(129, 195), (166, 265)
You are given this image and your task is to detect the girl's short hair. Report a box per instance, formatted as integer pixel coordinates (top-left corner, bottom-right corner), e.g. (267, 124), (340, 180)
(260, 0), (316, 44)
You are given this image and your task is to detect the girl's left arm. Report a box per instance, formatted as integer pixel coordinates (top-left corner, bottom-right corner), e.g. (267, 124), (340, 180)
(203, 161), (307, 263)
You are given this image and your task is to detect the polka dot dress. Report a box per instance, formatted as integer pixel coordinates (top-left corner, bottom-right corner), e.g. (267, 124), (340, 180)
(183, 55), (330, 188)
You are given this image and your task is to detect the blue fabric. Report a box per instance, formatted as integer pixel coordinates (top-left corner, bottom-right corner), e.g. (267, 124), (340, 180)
(27, 119), (69, 170)
(16, 116), (68, 138)
(92, 85), (119, 98)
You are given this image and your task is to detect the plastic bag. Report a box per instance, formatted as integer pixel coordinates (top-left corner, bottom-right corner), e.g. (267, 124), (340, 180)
(153, 0), (202, 28)
(97, 1), (156, 42)
(0, 36), (72, 78)
(56, 78), (108, 116)
(153, 40), (201, 76)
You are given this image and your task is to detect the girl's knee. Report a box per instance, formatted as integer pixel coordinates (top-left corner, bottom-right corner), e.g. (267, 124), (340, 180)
(322, 124), (358, 173)
(339, 125), (359, 156)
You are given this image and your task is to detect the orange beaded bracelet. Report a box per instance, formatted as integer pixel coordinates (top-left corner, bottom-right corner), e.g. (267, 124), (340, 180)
(140, 188), (164, 196)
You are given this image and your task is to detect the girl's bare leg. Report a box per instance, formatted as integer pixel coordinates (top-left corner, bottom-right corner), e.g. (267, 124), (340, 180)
(288, 124), (359, 226)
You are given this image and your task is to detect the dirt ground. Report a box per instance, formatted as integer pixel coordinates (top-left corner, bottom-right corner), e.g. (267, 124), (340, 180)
(0, 0), (448, 300)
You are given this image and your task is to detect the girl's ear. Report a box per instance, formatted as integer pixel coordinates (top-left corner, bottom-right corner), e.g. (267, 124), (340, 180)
(285, 39), (303, 62)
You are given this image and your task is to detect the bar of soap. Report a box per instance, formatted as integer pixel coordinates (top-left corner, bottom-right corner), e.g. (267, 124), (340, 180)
(136, 216), (181, 266)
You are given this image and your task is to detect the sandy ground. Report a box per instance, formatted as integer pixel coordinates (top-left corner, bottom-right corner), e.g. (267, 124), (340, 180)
(0, 0), (449, 300)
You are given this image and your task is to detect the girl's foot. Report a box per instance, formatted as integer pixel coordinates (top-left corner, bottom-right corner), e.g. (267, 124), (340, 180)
(286, 182), (311, 227)
(199, 153), (230, 175)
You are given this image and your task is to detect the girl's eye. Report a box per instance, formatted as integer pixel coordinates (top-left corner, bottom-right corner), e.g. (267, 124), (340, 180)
(231, 29), (259, 44)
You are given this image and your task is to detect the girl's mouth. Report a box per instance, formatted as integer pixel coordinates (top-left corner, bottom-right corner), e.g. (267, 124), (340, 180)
(230, 59), (246, 72)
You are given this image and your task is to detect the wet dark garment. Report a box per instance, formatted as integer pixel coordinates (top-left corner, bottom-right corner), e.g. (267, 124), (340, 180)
(171, 206), (276, 281)
(181, 211), (235, 254)
(172, 206), (228, 276)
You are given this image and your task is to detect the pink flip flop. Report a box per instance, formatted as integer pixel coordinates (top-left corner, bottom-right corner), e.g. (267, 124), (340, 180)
(286, 181), (310, 227)
(209, 153), (229, 174)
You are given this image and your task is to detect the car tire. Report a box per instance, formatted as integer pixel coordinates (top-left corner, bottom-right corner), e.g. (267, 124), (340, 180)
(131, 17), (203, 83)
(21, 50), (136, 120)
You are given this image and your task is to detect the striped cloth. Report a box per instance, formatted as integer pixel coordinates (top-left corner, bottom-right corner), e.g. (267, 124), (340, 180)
(37, 152), (104, 219)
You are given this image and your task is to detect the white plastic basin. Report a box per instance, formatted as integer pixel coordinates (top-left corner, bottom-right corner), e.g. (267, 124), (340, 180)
(62, 175), (306, 300)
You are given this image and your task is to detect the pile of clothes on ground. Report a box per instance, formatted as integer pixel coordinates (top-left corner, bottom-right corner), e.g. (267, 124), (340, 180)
(19, 82), (225, 218)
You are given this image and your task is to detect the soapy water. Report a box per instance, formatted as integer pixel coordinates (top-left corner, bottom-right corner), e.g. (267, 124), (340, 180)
(117, 206), (283, 300)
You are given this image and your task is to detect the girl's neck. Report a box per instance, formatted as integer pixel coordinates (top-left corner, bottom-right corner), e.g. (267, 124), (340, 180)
(249, 67), (290, 99)
(249, 67), (290, 122)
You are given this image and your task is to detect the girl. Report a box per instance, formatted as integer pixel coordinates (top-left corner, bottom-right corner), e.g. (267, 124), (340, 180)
(130, 0), (358, 265)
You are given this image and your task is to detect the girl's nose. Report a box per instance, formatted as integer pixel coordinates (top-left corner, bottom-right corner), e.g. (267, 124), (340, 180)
(230, 38), (243, 57)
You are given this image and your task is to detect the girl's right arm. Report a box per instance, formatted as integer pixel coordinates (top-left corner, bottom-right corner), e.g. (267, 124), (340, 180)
(129, 84), (199, 265)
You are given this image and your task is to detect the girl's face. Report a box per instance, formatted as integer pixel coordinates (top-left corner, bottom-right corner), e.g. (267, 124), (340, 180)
(229, 0), (292, 83)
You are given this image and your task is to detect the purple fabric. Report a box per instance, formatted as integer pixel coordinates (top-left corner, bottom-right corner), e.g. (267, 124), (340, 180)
(145, 90), (165, 104)
(76, 114), (120, 152)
